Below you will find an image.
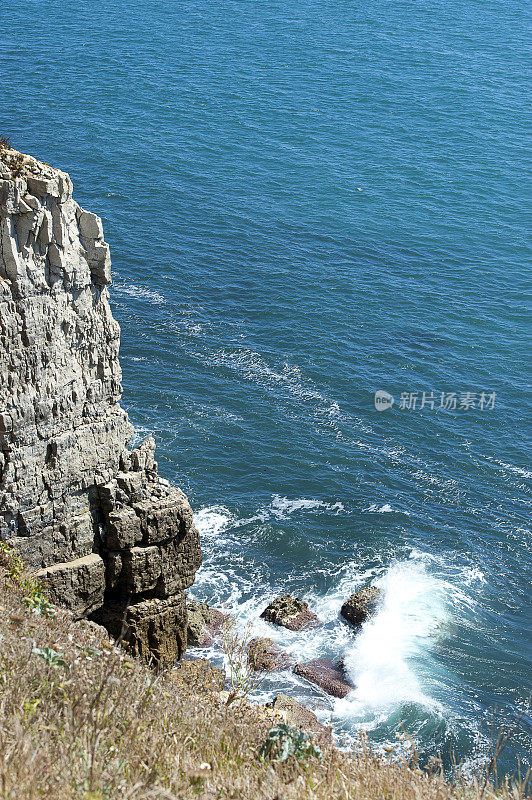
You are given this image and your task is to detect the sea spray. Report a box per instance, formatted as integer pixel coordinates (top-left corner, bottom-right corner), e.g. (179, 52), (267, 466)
(339, 560), (446, 720)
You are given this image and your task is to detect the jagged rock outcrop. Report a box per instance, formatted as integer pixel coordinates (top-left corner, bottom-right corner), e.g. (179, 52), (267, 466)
(186, 599), (228, 648)
(0, 146), (201, 666)
(266, 694), (332, 745)
(260, 594), (320, 631)
(340, 586), (381, 628)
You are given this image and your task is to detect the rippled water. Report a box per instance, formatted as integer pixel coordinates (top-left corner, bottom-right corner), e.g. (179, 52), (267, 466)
(3, 0), (530, 777)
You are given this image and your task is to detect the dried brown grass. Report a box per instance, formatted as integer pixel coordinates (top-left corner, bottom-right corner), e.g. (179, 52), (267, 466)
(0, 564), (528, 800)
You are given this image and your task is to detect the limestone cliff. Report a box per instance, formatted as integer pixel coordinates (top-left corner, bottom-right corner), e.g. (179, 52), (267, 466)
(0, 146), (201, 666)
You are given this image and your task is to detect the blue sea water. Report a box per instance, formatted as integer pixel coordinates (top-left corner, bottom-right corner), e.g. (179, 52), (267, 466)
(2, 0), (531, 778)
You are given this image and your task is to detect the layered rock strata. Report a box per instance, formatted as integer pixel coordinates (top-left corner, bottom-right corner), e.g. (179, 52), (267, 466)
(0, 147), (201, 666)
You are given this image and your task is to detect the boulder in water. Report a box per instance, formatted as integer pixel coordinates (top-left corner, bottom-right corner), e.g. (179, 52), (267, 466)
(293, 658), (353, 698)
(260, 594), (320, 631)
(340, 586), (381, 628)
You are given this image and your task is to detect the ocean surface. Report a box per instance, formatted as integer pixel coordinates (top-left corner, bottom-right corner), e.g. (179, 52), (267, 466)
(2, 0), (531, 779)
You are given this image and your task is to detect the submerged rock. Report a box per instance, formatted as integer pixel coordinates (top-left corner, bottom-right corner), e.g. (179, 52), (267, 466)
(293, 658), (353, 698)
(169, 657), (225, 693)
(247, 637), (293, 671)
(260, 594), (320, 631)
(340, 586), (381, 628)
(267, 693), (332, 744)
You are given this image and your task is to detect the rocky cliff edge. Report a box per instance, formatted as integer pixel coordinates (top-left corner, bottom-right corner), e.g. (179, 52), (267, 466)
(0, 145), (201, 666)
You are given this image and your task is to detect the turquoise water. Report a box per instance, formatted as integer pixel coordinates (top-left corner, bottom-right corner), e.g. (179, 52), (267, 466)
(2, 0), (531, 776)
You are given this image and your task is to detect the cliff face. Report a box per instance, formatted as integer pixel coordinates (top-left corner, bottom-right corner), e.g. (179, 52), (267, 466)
(0, 147), (201, 666)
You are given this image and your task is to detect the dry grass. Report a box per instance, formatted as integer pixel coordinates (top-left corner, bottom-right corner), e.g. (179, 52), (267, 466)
(0, 560), (528, 800)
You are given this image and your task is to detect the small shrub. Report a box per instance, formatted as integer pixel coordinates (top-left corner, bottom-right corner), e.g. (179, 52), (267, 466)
(9, 152), (24, 177)
(0, 543), (49, 605)
(219, 617), (273, 704)
(0, 542), (24, 580)
(0, 146), (25, 177)
(23, 592), (55, 618)
(74, 643), (102, 660)
(259, 723), (322, 763)
(32, 647), (68, 669)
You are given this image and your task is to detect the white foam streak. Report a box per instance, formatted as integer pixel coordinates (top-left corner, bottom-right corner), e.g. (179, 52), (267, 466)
(489, 458), (532, 480)
(366, 503), (410, 515)
(266, 494), (344, 520)
(194, 497), (344, 533)
(112, 282), (166, 304)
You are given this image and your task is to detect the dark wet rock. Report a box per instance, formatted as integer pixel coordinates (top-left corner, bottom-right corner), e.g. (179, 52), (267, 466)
(247, 637), (293, 671)
(186, 600), (229, 647)
(169, 657), (225, 693)
(260, 594), (320, 631)
(293, 658), (353, 699)
(267, 693), (332, 745)
(340, 586), (381, 628)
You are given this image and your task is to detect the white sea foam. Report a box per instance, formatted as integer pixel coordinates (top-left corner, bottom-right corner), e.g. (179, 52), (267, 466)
(328, 401), (341, 417)
(412, 469), (458, 488)
(185, 323), (203, 336)
(488, 458), (532, 480)
(129, 425), (155, 447)
(366, 503), (410, 515)
(112, 282), (166, 304)
(338, 560), (447, 722)
(205, 348), (344, 419)
(461, 565), (486, 587)
(265, 494), (344, 520)
(194, 506), (235, 539)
